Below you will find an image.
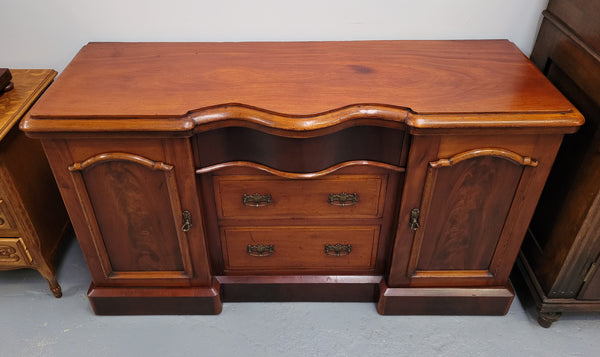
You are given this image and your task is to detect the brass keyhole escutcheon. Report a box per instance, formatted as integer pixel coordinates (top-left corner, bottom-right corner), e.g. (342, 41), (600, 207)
(181, 210), (192, 232)
(409, 208), (420, 231)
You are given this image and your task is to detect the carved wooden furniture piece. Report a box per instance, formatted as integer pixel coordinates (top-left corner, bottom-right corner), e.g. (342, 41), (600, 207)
(22, 41), (582, 314)
(0, 69), (69, 297)
(514, 0), (600, 327)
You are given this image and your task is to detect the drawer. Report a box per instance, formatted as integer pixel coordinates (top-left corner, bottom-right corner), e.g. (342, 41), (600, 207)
(0, 199), (19, 233)
(0, 238), (32, 268)
(221, 226), (379, 270)
(214, 175), (387, 219)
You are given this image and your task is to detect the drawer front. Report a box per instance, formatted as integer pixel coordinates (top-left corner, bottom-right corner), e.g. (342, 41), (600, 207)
(0, 238), (32, 268)
(0, 199), (19, 233)
(222, 226), (379, 270)
(214, 175), (387, 219)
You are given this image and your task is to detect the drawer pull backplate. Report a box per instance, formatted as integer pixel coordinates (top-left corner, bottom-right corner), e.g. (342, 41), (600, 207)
(247, 244), (274, 257)
(243, 193), (272, 207)
(324, 243), (352, 256)
(328, 192), (359, 206)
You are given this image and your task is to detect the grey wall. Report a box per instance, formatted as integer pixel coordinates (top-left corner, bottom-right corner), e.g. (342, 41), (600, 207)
(1, 0), (548, 72)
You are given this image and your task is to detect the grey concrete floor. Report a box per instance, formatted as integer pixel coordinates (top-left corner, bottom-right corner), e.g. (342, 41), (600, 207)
(2, 236), (599, 357)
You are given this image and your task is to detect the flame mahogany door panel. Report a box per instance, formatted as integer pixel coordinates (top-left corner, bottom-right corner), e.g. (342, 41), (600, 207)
(41, 139), (215, 289)
(69, 152), (193, 281)
(408, 150), (535, 284)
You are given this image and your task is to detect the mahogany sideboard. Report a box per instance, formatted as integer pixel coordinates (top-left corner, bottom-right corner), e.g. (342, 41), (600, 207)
(0, 69), (69, 297)
(514, 0), (600, 327)
(21, 41), (583, 315)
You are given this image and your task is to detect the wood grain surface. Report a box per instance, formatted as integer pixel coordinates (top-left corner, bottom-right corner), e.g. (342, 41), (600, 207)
(221, 226), (379, 271)
(17, 41), (584, 314)
(28, 41), (579, 120)
(0, 69), (69, 298)
(213, 174), (386, 219)
(0, 69), (56, 139)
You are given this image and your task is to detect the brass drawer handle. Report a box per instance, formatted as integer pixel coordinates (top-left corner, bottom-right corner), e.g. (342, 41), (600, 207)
(247, 244), (274, 257)
(243, 193), (272, 207)
(328, 192), (359, 206)
(324, 243), (352, 256)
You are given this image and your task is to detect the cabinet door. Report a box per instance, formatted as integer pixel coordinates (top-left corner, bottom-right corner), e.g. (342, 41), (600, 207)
(69, 152), (193, 282)
(406, 148), (539, 285)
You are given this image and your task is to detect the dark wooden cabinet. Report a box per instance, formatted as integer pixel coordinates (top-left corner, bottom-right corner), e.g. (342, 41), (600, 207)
(21, 41), (582, 315)
(514, 0), (600, 327)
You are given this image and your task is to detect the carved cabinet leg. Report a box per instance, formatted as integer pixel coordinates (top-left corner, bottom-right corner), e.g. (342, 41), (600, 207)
(38, 265), (62, 298)
(46, 277), (62, 298)
(538, 311), (561, 328)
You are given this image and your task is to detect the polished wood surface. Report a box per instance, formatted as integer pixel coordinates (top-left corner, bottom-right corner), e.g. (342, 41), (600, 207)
(28, 41), (575, 117)
(388, 133), (563, 288)
(23, 41), (582, 135)
(77, 160), (187, 272)
(222, 226), (379, 271)
(20, 42), (582, 315)
(218, 275), (380, 302)
(377, 280), (515, 315)
(214, 175), (386, 219)
(197, 160), (406, 179)
(199, 164), (402, 279)
(514, 0), (600, 327)
(50, 137), (211, 288)
(0, 69), (69, 297)
(88, 280), (222, 315)
(1, 70), (55, 139)
(414, 156), (524, 271)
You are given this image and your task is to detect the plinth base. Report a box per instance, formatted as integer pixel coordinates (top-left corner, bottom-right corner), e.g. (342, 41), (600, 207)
(377, 280), (514, 315)
(88, 280), (222, 315)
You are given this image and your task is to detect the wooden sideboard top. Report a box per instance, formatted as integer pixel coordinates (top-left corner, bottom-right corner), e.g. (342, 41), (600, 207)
(0, 69), (56, 140)
(24, 41), (583, 133)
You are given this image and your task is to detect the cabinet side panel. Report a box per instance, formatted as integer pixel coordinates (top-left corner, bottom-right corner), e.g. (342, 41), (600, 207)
(0, 127), (68, 255)
(417, 157), (522, 271)
(82, 162), (183, 271)
(547, 0), (600, 53)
